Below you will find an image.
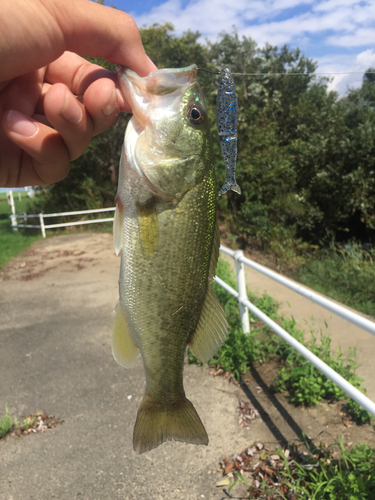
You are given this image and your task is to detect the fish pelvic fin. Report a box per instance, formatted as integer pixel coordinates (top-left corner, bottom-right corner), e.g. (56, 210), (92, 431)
(218, 181), (241, 196)
(133, 394), (208, 454)
(112, 301), (138, 368)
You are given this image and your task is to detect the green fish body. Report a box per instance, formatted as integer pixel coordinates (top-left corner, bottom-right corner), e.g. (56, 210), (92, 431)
(113, 65), (228, 454)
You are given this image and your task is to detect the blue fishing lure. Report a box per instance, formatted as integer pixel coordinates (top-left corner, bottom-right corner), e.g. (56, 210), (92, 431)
(216, 68), (241, 196)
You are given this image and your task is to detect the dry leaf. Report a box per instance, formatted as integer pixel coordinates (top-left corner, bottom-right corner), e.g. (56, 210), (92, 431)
(216, 477), (231, 487)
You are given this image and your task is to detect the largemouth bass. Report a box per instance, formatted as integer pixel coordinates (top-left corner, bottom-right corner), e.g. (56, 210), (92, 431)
(113, 64), (228, 454)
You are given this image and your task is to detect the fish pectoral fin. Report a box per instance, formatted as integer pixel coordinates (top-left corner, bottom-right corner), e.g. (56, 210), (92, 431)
(136, 197), (159, 260)
(112, 301), (138, 368)
(188, 286), (228, 363)
(113, 197), (123, 256)
(133, 394), (208, 454)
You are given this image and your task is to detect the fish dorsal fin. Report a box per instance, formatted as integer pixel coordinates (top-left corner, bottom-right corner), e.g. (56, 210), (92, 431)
(113, 197), (123, 256)
(188, 222), (228, 363)
(112, 301), (138, 368)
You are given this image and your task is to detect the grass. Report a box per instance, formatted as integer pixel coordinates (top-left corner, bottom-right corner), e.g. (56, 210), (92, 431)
(0, 191), (113, 269)
(248, 439), (375, 499)
(0, 191), (42, 268)
(0, 406), (16, 438)
(0, 407), (54, 439)
(292, 241), (375, 318)
(276, 439), (375, 499)
(189, 258), (372, 424)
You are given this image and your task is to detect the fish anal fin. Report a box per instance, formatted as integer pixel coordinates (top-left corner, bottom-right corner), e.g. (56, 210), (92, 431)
(133, 394), (208, 454)
(136, 197), (159, 260)
(188, 287), (228, 363)
(189, 222), (228, 363)
(113, 196), (123, 256)
(112, 301), (138, 368)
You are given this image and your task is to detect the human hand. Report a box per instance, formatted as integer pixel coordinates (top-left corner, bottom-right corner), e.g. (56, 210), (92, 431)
(0, 0), (156, 187)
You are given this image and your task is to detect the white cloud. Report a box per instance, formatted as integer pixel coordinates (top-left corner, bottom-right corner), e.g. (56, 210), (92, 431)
(356, 48), (375, 67)
(314, 49), (375, 94)
(131, 0), (375, 95)
(313, 0), (363, 12)
(327, 28), (375, 47)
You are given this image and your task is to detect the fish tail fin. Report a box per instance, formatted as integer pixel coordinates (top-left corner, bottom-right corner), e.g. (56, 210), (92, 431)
(133, 394), (208, 454)
(218, 181), (241, 196)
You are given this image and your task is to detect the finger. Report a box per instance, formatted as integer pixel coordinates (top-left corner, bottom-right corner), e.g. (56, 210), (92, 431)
(43, 83), (93, 161)
(45, 53), (129, 112)
(59, 0), (157, 77)
(1, 110), (70, 185)
(45, 53), (116, 95)
(83, 78), (124, 136)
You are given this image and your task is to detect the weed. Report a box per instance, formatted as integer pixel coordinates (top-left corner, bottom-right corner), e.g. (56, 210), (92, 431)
(280, 439), (375, 499)
(0, 406), (16, 438)
(342, 398), (373, 425)
(293, 240), (375, 317)
(20, 415), (36, 432)
(0, 192), (42, 268)
(190, 258), (371, 422)
(272, 333), (364, 406)
(225, 439), (375, 499)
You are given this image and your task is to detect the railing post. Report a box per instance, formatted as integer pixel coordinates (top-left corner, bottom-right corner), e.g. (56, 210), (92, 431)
(234, 250), (250, 333)
(7, 190), (18, 232)
(39, 213), (46, 238)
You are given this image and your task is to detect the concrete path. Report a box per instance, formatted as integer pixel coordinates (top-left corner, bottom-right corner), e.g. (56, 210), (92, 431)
(1, 233), (374, 500)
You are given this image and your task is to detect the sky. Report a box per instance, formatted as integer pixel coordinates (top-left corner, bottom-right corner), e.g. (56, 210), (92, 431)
(107, 0), (375, 96)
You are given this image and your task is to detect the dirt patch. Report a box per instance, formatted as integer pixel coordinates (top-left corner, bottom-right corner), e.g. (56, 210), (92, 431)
(0, 243), (98, 281)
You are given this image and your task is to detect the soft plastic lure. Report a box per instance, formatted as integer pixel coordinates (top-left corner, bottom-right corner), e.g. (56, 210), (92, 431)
(216, 68), (241, 196)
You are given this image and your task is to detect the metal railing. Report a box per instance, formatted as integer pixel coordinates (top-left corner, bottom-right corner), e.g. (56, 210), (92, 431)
(9, 201), (375, 417)
(217, 246), (375, 417)
(10, 207), (115, 237)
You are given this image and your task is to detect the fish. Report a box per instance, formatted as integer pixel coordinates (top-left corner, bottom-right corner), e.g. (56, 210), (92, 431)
(113, 64), (228, 454)
(216, 67), (241, 196)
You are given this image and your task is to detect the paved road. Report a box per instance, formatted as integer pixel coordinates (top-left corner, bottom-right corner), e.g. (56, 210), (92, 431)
(1, 233), (374, 500)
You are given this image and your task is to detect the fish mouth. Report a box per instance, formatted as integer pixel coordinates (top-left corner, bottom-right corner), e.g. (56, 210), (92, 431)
(116, 64), (197, 126)
(117, 65), (200, 200)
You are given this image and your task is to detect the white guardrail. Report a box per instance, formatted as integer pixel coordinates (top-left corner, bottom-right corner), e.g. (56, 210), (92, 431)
(10, 207), (115, 238)
(10, 205), (375, 416)
(217, 246), (375, 418)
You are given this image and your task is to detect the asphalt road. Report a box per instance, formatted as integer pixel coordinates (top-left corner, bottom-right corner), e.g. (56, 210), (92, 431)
(0, 234), (255, 500)
(1, 233), (375, 500)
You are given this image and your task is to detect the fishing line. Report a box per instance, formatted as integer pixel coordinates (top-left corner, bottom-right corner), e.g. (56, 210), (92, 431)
(198, 69), (375, 77)
(197, 68), (220, 74)
(232, 71), (375, 76)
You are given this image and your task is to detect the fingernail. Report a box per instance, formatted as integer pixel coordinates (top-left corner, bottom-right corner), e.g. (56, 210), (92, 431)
(61, 91), (82, 124)
(6, 110), (37, 137)
(102, 88), (117, 117)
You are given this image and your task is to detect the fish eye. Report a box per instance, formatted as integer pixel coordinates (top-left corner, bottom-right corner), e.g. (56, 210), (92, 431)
(188, 105), (205, 125)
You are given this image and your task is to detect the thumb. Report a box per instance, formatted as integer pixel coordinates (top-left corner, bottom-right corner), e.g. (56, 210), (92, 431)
(61, 0), (157, 76)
